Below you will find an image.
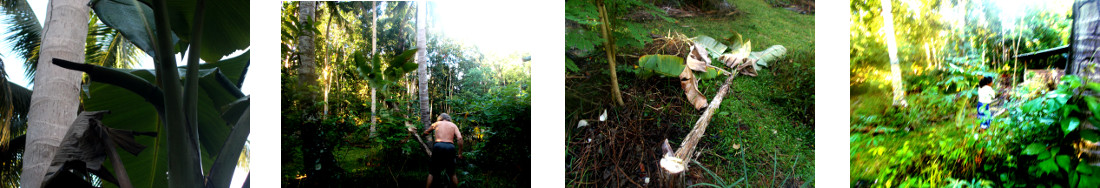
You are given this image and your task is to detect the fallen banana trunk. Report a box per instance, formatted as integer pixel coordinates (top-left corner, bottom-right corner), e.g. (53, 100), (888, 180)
(661, 66), (743, 186)
(406, 122), (433, 156)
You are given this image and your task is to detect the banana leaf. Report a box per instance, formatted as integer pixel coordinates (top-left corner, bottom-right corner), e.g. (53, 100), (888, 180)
(638, 54), (721, 79)
(99, 0), (249, 63)
(91, 0), (181, 59)
(62, 53), (249, 188)
(692, 35), (727, 58)
(748, 45), (787, 70)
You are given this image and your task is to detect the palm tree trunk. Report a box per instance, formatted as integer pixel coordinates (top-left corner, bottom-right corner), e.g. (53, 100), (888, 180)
(298, 2), (316, 103)
(296, 0), (319, 181)
(417, 1), (430, 131)
(21, 0), (90, 187)
(370, 1), (378, 138)
(880, 0), (907, 107)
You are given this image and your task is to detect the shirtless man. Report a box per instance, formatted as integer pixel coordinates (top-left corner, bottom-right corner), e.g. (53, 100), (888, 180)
(421, 113), (463, 187)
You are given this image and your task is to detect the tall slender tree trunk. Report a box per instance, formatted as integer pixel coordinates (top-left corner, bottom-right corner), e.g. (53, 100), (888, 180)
(298, 2), (316, 106)
(296, 0), (319, 181)
(21, 0), (90, 187)
(321, 6), (335, 119)
(321, 65), (325, 116)
(417, 1), (430, 131)
(370, 1), (378, 137)
(596, 2), (624, 106)
(880, 0), (907, 107)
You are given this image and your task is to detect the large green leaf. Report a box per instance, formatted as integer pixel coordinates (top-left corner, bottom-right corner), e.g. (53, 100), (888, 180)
(1087, 82), (1100, 92)
(382, 48), (419, 82)
(1064, 104), (1080, 120)
(1087, 96), (1100, 115)
(1040, 158), (1058, 174)
(1079, 162), (1096, 174)
(198, 51), (249, 87)
(81, 55), (249, 188)
(1057, 155), (1071, 172)
(1063, 117), (1081, 137)
(353, 51), (386, 88)
(91, 0), (180, 59)
(638, 54), (722, 79)
(207, 104), (248, 188)
(129, 0), (248, 62)
(692, 35), (727, 58)
(1023, 143), (1046, 155)
(749, 45), (787, 69)
(638, 54), (685, 77)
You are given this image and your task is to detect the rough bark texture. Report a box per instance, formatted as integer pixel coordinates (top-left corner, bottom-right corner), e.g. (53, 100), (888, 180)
(298, 2), (316, 103)
(21, 0), (90, 187)
(661, 69), (740, 187)
(297, 1), (320, 182)
(1072, 0), (1100, 83)
(1071, 0), (1100, 166)
(417, 1), (430, 131)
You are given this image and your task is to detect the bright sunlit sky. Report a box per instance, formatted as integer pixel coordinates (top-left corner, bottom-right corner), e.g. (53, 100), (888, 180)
(429, 1), (537, 56)
(5, 1), (250, 188)
(931, 0), (1071, 32)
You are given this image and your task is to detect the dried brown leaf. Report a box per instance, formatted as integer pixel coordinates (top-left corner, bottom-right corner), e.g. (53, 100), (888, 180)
(686, 44), (710, 72)
(718, 54), (759, 77)
(680, 66), (708, 110)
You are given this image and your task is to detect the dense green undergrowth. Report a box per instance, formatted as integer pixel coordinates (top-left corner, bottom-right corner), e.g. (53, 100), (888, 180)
(852, 75), (1100, 187)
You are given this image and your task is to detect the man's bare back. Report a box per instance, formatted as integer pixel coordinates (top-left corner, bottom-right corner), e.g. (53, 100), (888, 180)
(430, 121), (462, 143)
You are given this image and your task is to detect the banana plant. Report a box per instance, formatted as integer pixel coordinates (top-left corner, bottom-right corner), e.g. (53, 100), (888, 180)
(353, 48), (419, 91)
(46, 0), (250, 187)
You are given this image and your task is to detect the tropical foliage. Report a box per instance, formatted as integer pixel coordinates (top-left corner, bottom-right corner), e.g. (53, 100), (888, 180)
(847, 0), (1100, 187)
(281, 2), (531, 187)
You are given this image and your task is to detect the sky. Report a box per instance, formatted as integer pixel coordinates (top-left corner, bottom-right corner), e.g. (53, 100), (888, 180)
(6, 1), (251, 187)
(430, 1), (537, 56)
(5, 1), (161, 88)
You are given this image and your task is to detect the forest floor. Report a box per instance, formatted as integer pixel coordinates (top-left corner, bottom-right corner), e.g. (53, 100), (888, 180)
(282, 139), (521, 187)
(336, 146), (519, 187)
(565, 0), (815, 187)
(850, 92), (1005, 187)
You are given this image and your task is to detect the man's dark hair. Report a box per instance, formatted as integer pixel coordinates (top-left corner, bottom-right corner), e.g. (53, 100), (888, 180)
(979, 76), (993, 87)
(438, 113), (451, 121)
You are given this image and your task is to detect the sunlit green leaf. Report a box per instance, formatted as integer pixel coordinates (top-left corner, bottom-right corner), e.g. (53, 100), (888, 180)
(1040, 158), (1058, 174)
(1024, 143), (1046, 155)
(1062, 117), (1080, 137)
